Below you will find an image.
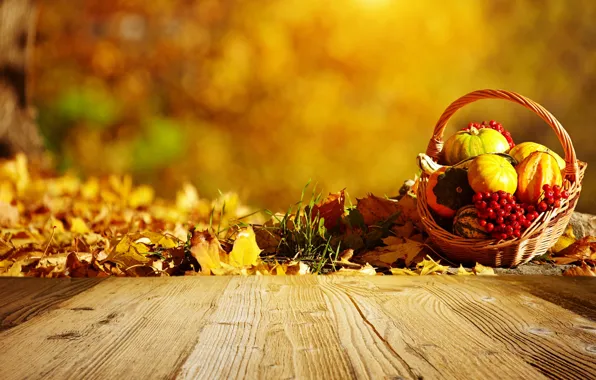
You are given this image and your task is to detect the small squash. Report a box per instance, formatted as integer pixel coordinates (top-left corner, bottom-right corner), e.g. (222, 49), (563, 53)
(509, 142), (565, 170)
(426, 167), (475, 218)
(443, 126), (510, 165)
(467, 154), (518, 194)
(516, 151), (563, 204)
(453, 205), (490, 239)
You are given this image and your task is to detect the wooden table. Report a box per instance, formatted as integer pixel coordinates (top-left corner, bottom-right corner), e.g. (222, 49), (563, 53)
(0, 276), (595, 380)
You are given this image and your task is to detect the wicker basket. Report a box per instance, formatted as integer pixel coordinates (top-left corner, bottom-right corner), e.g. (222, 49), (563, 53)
(417, 89), (587, 267)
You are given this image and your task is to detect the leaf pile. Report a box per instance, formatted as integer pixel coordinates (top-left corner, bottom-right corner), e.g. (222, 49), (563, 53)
(0, 154), (263, 277)
(2, 154), (592, 277)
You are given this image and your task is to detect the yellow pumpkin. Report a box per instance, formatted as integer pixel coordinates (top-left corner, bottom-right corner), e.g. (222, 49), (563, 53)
(467, 154), (518, 194)
(509, 142), (565, 170)
(516, 151), (563, 204)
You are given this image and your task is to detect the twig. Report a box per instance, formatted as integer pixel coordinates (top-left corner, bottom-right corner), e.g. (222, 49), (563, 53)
(42, 226), (56, 258)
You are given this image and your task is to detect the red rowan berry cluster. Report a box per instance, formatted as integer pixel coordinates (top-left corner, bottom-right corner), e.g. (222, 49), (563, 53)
(473, 185), (570, 240)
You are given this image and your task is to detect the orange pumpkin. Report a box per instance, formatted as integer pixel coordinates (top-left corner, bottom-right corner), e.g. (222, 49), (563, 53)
(426, 167), (474, 218)
(516, 151), (563, 204)
(467, 154), (518, 194)
(509, 142), (565, 170)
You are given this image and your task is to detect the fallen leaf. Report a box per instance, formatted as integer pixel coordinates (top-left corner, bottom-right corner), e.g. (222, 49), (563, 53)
(0, 202), (19, 227)
(176, 182), (199, 211)
(331, 263), (376, 276)
(229, 226), (262, 268)
(359, 237), (425, 268)
(129, 185), (155, 208)
(190, 230), (224, 275)
(390, 267), (418, 275)
(395, 193), (420, 225)
(473, 263), (496, 276)
(554, 236), (596, 265)
(356, 194), (402, 226)
(563, 262), (596, 277)
(392, 221), (415, 238)
(285, 261), (310, 275)
(139, 231), (177, 249)
(70, 217), (91, 234)
(254, 226), (281, 254)
(551, 225), (576, 254)
(311, 190), (345, 230)
(417, 256), (448, 275)
(456, 264), (473, 276)
(105, 235), (150, 268)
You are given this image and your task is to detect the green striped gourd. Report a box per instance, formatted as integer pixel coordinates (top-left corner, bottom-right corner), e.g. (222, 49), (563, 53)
(452, 205), (491, 239)
(443, 126), (509, 165)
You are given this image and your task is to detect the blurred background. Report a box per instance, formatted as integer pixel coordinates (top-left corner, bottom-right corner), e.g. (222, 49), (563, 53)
(32, 0), (595, 212)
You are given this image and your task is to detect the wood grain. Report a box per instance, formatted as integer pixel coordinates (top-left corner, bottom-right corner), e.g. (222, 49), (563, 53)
(0, 276), (594, 380)
(496, 275), (596, 321)
(421, 277), (596, 379)
(0, 277), (103, 330)
(0, 277), (232, 380)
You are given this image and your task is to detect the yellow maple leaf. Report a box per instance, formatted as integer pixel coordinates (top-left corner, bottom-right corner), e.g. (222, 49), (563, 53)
(456, 264), (473, 276)
(229, 226), (261, 268)
(190, 230), (224, 275)
(140, 231), (177, 249)
(106, 235), (150, 268)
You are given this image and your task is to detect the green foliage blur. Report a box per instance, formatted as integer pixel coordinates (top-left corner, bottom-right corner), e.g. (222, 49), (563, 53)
(33, 0), (595, 212)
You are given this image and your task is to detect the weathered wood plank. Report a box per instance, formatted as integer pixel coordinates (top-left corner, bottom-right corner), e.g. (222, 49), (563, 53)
(0, 277), (104, 331)
(0, 276), (594, 380)
(177, 276), (371, 379)
(321, 276), (546, 379)
(420, 277), (596, 379)
(495, 275), (596, 321)
(0, 277), (232, 380)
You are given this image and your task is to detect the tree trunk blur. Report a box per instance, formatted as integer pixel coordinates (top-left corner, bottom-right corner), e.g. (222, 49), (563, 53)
(0, 0), (43, 158)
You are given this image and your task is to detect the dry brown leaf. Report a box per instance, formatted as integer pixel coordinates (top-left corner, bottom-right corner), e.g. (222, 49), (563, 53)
(254, 226), (281, 254)
(311, 190), (345, 230)
(554, 236), (596, 265)
(391, 221), (415, 238)
(563, 262), (596, 277)
(360, 237), (425, 268)
(356, 194), (402, 226)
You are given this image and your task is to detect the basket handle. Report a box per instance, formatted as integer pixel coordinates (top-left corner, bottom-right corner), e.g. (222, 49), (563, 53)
(425, 89), (579, 181)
